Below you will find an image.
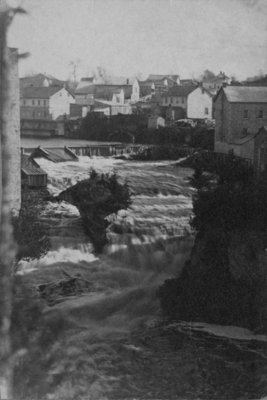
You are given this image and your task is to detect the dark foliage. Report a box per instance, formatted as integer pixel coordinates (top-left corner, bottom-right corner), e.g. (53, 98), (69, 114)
(57, 170), (132, 252)
(12, 202), (50, 261)
(78, 112), (214, 151)
(159, 153), (267, 330)
(79, 112), (147, 143)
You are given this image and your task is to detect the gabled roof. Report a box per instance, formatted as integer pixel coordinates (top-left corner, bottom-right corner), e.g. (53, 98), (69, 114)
(215, 86), (267, 103)
(20, 73), (65, 89)
(243, 76), (267, 87)
(76, 77), (95, 92)
(31, 147), (78, 163)
(161, 85), (196, 98)
(75, 84), (132, 100)
(21, 86), (64, 99)
(21, 155), (47, 176)
(180, 79), (198, 85)
(188, 86), (214, 98)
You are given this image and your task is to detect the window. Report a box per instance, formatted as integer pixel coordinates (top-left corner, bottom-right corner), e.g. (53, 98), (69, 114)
(204, 107), (209, 115)
(182, 97), (185, 104)
(38, 100), (40, 106)
(258, 109), (263, 118)
(43, 111), (46, 117)
(32, 100), (35, 105)
(23, 100), (26, 106)
(243, 109), (248, 119)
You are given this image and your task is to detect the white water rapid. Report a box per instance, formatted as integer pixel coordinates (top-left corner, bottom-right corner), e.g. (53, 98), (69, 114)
(16, 155), (199, 400)
(18, 156), (194, 274)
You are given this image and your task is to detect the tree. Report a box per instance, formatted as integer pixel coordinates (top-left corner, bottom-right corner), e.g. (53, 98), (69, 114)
(0, 3), (26, 398)
(93, 65), (110, 84)
(199, 69), (216, 81)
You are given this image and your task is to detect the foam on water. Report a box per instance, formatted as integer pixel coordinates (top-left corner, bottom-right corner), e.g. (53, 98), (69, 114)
(17, 246), (98, 275)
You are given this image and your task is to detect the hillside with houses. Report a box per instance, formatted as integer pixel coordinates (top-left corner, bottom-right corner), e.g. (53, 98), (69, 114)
(18, 69), (267, 171)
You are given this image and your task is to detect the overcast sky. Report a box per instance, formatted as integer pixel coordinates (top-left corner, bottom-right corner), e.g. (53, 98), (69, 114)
(7, 0), (267, 81)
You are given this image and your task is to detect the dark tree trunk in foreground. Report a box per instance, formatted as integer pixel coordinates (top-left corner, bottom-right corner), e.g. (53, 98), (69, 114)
(0, 2), (16, 398)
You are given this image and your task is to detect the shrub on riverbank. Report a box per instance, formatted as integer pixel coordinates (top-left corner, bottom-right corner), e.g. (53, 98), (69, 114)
(57, 170), (132, 252)
(12, 200), (50, 261)
(159, 156), (267, 331)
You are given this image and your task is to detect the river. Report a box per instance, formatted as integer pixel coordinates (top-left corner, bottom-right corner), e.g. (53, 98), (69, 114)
(15, 155), (267, 400)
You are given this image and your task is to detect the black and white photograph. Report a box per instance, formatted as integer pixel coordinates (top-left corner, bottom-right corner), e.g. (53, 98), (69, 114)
(1, 0), (267, 399)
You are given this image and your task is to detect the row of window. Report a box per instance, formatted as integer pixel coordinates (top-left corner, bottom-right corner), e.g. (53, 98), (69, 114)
(22, 99), (48, 106)
(243, 109), (264, 119)
(163, 97), (186, 105)
(32, 111), (47, 118)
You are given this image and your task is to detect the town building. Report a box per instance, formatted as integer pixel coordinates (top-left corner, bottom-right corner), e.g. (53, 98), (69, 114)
(214, 86), (267, 169)
(21, 155), (47, 188)
(187, 86), (214, 120)
(75, 84), (133, 115)
(20, 73), (66, 90)
(145, 74), (179, 95)
(75, 77), (95, 91)
(131, 79), (154, 102)
(20, 86), (75, 120)
(147, 74), (180, 85)
(202, 71), (231, 93)
(161, 85), (196, 119)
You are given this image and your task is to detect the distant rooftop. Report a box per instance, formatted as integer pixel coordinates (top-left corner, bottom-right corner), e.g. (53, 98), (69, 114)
(147, 74), (179, 81)
(161, 85), (196, 98)
(20, 73), (65, 88)
(21, 86), (64, 99)
(75, 84), (132, 100)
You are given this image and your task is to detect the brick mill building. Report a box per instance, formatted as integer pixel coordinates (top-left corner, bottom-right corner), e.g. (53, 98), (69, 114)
(214, 86), (267, 170)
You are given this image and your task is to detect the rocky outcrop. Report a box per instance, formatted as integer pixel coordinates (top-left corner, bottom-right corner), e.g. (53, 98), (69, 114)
(159, 163), (267, 332)
(159, 224), (267, 333)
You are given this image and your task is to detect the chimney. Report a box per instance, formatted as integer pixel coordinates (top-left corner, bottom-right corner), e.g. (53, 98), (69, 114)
(126, 78), (129, 85)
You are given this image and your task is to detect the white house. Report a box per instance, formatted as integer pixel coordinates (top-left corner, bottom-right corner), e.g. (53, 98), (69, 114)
(20, 86), (75, 120)
(75, 84), (133, 115)
(131, 78), (154, 102)
(187, 87), (214, 119)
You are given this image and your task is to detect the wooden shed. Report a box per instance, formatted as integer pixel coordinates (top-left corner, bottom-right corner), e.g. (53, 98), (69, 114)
(21, 155), (48, 188)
